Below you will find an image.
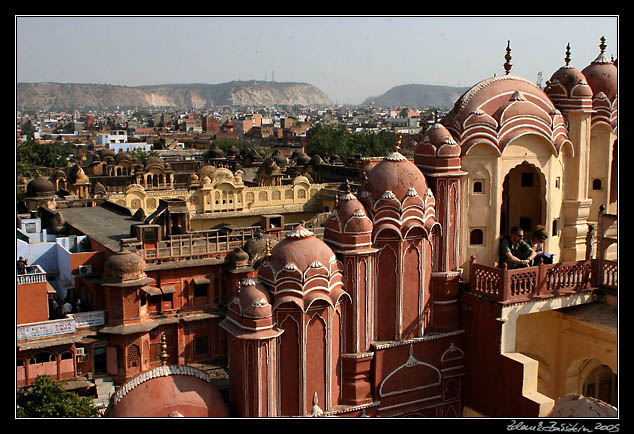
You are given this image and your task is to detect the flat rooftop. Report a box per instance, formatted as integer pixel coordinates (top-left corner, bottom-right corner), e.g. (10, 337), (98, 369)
(58, 204), (136, 252)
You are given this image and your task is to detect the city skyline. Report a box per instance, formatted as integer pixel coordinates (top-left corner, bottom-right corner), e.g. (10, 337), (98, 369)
(16, 15), (618, 105)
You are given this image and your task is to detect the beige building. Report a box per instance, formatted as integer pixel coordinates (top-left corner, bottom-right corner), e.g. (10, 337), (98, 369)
(105, 165), (330, 230)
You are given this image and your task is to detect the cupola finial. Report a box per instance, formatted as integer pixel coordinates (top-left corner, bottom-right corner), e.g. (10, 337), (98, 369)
(160, 333), (169, 366)
(265, 238), (272, 257)
(564, 43), (571, 66)
(504, 40), (512, 75)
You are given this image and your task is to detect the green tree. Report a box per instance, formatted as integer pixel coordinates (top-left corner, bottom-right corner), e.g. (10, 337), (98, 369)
(307, 123), (398, 160)
(203, 138), (256, 160)
(128, 148), (159, 165)
(16, 141), (74, 179)
(16, 375), (101, 418)
(306, 123), (351, 158)
(21, 119), (36, 141)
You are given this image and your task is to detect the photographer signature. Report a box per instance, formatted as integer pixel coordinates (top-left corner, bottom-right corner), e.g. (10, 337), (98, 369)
(507, 420), (619, 433)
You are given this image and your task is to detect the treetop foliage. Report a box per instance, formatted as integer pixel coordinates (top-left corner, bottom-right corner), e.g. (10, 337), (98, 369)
(306, 123), (398, 160)
(16, 375), (101, 418)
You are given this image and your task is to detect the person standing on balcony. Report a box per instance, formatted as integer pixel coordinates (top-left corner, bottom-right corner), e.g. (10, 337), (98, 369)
(17, 257), (26, 274)
(499, 226), (537, 269)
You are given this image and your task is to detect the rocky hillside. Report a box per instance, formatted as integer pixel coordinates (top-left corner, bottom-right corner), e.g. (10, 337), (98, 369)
(16, 80), (332, 110)
(363, 83), (470, 108)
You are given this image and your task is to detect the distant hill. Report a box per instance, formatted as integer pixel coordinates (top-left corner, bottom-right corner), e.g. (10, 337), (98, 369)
(16, 80), (332, 110)
(363, 83), (470, 108)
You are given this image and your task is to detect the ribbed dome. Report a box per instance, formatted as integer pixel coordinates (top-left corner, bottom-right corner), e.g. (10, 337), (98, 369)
(361, 150), (429, 204)
(443, 74), (570, 154)
(581, 37), (617, 101)
(273, 153), (288, 167)
(103, 248), (147, 283)
(115, 151), (132, 164)
(199, 165), (216, 179)
(262, 225), (336, 276)
(145, 156), (164, 170)
(416, 123), (461, 158)
(26, 176), (56, 197)
(296, 152), (311, 165)
(227, 247), (249, 268)
(257, 225), (348, 312)
(548, 66), (594, 98)
(325, 191), (373, 236)
(447, 75), (556, 128)
(237, 278), (272, 319)
(106, 365), (229, 418)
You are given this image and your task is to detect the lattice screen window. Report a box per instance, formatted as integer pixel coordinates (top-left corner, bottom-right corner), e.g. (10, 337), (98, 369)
(127, 344), (141, 368)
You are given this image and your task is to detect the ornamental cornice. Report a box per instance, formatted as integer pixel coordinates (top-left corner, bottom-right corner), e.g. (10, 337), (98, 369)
(110, 365), (213, 406)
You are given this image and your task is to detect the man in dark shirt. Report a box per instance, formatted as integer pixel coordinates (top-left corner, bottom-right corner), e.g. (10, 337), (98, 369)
(500, 226), (537, 268)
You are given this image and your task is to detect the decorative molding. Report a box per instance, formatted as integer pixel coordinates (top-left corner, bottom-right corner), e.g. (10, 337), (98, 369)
(111, 364), (213, 406)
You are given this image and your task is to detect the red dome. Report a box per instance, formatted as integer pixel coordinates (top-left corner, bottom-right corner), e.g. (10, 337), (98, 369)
(324, 191), (373, 251)
(257, 225), (348, 311)
(106, 365), (229, 417)
(237, 278), (272, 319)
(325, 192), (373, 235)
(582, 58), (617, 101)
(547, 66), (594, 99)
(447, 75), (557, 128)
(443, 74), (569, 155)
(416, 123), (461, 157)
(261, 225), (337, 276)
(361, 150), (429, 204)
(581, 37), (617, 101)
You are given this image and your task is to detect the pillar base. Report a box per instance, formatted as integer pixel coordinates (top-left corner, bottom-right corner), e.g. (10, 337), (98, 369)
(340, 353), (374, 406)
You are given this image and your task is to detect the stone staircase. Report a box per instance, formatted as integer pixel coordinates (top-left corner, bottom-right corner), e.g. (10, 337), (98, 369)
(93, 376), (115, 409)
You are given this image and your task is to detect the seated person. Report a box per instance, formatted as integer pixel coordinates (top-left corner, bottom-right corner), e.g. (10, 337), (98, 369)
(500, 226), (537, 269)
(530, 225), (554, 265)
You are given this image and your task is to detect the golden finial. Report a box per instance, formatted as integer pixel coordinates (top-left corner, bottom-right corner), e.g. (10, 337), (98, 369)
(395, 134), (402, 153)
(160, 333), (169, 365)
(344, 179), (351, 194)
(504, 40), (512, 75)
(564, 43), (571, 66)
(599, 36), (607, 54)
(265, 238), (272, 256)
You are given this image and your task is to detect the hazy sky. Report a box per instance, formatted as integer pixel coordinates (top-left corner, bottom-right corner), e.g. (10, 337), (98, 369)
(16, 15), (618, 105)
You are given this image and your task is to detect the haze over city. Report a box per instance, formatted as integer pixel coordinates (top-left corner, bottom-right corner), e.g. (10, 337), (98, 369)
(16, 15), (618, 105)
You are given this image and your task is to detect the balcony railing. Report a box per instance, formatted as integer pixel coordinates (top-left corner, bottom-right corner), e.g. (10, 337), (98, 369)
(468, 257), (607, 304)
(140, 223), (324, 262)
(16, 265), (47, 285)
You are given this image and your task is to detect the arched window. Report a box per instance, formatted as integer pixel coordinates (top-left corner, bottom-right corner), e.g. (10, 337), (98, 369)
(60, 351), (73, 360)
(473, 181), (483, 193)
(30, 352), (55, 364)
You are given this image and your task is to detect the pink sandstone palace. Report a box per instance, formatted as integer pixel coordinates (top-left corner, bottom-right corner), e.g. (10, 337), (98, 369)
(16, 37), (617, 418)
